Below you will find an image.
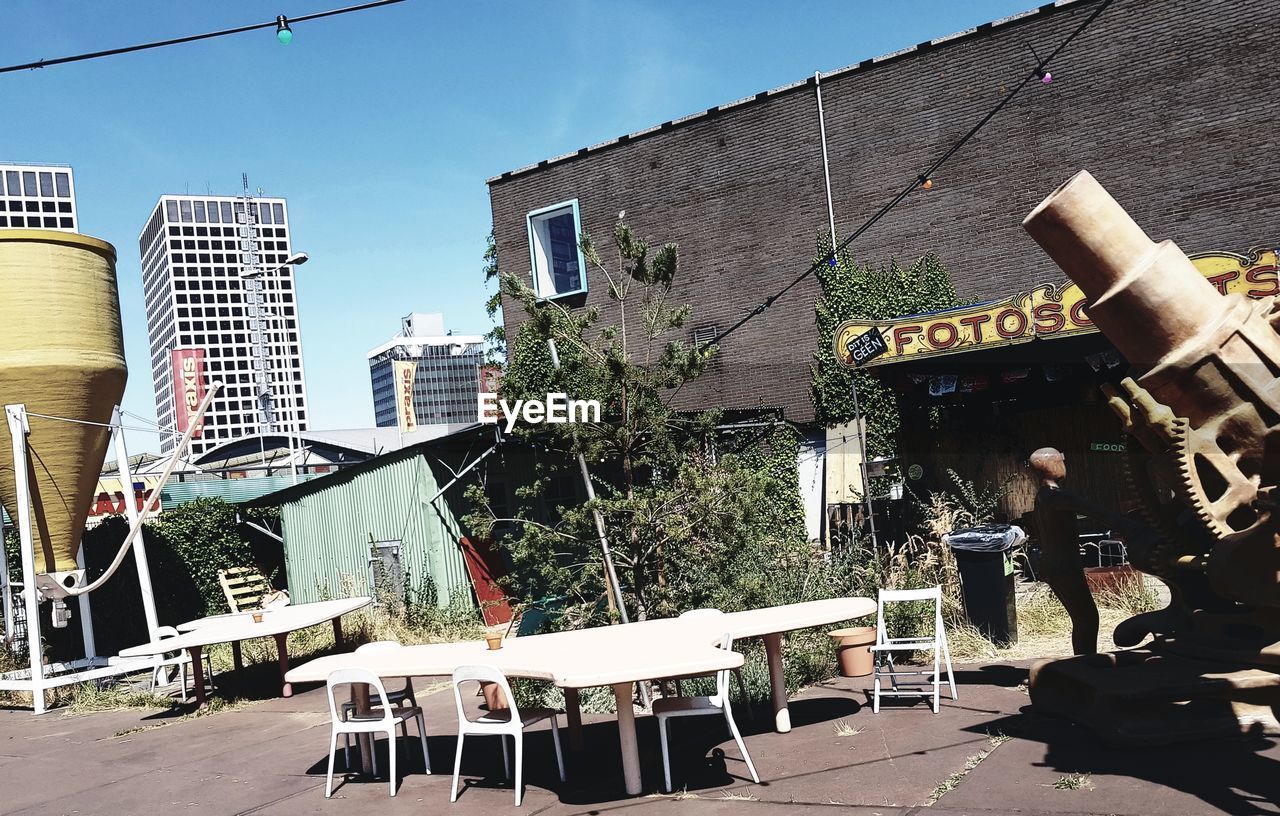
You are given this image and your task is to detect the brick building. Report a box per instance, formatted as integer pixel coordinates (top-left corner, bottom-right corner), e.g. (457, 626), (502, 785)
(487, 0), (1279, 427)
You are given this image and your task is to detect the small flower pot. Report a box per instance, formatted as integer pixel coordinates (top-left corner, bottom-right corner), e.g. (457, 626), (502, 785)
(485, 634), (503, 651)
(251, 612), (264, 623)
(829, 625), (877, 677)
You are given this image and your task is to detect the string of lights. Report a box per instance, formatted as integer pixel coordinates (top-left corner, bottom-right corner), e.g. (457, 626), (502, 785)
(0, 0), (406, 76)
(700, 0), (1115, 352)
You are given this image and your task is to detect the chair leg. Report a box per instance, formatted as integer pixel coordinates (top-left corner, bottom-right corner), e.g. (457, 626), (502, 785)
(371, 734), (379, 778)
(724, 706), (759, 784)
(658, 716), (673, 793)
(674, 678), (683, 697)
(932, 646), (941, 714)
(388, 727), (398, 796)
(549, 715), (566, 782)
(734, 669), (753, 719)
(325, 730), (338, 798)
(416, 711), (431, 773)
(450, 733), (465, 802)
(179, 661), (189, 704)
(514, 731), (525, 807)
(940, 630), (958, 700)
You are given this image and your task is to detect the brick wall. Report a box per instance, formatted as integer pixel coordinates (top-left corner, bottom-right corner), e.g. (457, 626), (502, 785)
(488, 0), (1279, 424)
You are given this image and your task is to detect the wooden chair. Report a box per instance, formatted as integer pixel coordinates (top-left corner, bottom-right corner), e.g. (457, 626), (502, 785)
(217, 566), (271, 613)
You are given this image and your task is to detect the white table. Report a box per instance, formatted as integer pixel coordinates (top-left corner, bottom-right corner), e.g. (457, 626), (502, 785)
(285, 596), (873, 794)
(120, 597), (371, 706)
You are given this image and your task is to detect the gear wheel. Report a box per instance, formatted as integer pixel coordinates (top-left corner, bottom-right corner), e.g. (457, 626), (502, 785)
(1122, 420), (1215, 577)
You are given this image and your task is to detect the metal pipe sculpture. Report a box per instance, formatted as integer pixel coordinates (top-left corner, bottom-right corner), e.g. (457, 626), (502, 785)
(0, 231), (126, 600)
(1021, 170), (1280, 743)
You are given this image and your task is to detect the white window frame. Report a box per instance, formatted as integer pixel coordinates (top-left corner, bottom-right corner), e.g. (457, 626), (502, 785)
(526, 199), (587, 299)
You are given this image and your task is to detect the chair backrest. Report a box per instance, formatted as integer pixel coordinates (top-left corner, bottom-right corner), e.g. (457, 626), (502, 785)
(875, 586), (943, 645)
(217, 566), (271, 612)
(452, 664), (520, 725)
(355, 639), (401, 654)
(155, 625), (179, 639)
(678, 608), (725, 620)
(326, 667), (396, 724)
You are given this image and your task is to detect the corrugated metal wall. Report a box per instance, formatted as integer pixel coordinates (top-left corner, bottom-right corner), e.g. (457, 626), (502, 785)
(279, 451), (473, 608)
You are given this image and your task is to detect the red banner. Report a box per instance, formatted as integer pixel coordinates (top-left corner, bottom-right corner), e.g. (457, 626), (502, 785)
(172, 348), (206, 438)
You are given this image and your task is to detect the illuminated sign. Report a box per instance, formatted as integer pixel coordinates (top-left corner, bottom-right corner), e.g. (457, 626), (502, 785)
(834, 249), (1278, 368)
(171, 348), (207, 437)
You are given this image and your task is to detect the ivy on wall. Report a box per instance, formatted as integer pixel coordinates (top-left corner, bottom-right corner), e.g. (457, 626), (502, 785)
(810, 244), (963, 457)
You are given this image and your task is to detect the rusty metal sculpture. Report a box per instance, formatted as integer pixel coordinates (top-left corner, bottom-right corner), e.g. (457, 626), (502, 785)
(1021, 170), (1280, 744)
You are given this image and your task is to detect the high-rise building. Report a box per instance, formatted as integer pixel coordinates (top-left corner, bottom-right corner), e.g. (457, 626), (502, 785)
(368, 313), (484, 427)
(138, 192), (308, 457)
(0, 163), (77, 231)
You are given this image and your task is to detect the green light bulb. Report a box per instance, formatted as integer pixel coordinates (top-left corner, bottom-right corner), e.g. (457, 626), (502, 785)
(277, 28), (293, 45)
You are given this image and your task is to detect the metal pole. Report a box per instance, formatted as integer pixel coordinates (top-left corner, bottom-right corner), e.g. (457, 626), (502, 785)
(850, 374), (879, 550)
(74, 547), (95, 660)
(815, 71), (838, 247)
(547, 339), (630, 625)
(0, 515), (12, 651)
(7, 404), (47, 713)
(113, 407), (160, 640)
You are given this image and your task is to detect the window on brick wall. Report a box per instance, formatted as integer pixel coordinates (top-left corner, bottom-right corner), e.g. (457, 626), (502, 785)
(527, 199), (586, 299)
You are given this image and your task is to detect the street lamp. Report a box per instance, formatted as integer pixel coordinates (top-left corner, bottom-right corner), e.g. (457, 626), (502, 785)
(240, 252), (308, 482)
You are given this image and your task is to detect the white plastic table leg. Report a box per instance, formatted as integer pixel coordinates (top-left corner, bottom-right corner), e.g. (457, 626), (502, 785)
(763, 632), (790, 733)
(564, 687), (584, 750)
(612, 683), (642, 795)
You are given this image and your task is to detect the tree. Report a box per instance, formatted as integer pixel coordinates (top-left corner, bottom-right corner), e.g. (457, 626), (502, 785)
(467, 220), (812, 625)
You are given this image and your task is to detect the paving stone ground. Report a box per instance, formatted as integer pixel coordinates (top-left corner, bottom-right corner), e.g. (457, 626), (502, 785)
(2, 659), (1278, 815)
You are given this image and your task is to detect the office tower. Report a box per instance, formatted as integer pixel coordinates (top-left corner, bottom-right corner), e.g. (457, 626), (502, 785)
(368, 312), (484, 427)
(138, 192), (308, 456)
(0, 163), (77, 231)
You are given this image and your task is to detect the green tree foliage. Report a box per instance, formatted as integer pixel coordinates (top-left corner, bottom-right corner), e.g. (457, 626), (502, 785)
(811, 245), (962, 456)
(468, 220), (813, 626)
(482, 230), (506, 364)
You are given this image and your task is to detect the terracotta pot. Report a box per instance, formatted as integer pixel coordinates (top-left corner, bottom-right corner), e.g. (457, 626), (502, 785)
(829, 625), (876, 677)
(485, 633), (503, 651)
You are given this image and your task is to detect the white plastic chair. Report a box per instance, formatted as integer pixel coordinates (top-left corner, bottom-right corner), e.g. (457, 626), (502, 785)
(672, 609), (752, 718)
(324, 667), (430, 798)
(339, 640), (418, 766)
(869, 587), (957, 714)
(148, 625), (214, 703)
(653, 632), (759, 793)
(449, 664), (564, 807)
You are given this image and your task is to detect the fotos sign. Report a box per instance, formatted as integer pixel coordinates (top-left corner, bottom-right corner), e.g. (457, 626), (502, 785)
(171, 348), (206, 438)
(834, 249), (1278, 368)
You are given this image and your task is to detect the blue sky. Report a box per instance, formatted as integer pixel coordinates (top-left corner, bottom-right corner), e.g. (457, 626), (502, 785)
(3, 0), (1033, 453)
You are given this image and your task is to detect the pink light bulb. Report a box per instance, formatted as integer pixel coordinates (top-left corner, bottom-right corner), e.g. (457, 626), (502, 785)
(1040, 71), (1053, 84)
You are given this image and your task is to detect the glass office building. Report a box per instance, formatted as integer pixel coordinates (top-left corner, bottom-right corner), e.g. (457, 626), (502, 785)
(368, 313), (484, 427)
(138, 194), (308, 456)
(0, 163), (77, 231)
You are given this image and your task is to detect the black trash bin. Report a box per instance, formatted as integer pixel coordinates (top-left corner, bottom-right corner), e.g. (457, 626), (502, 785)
(943, 525), (1025, 646)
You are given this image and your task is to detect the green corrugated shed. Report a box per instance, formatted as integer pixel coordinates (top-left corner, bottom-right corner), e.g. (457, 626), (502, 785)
(267, 448), (474, 609)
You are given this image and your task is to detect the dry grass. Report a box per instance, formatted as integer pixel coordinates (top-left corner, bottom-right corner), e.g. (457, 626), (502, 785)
(833, 719), (864, 737)
(947, 576), (1164, 662)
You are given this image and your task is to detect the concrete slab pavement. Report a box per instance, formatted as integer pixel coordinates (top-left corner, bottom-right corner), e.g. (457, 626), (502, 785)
(3, 660), (1277, 815)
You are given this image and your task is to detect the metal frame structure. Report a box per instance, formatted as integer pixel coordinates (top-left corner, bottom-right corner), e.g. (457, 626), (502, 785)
(0, 404), (164, 714)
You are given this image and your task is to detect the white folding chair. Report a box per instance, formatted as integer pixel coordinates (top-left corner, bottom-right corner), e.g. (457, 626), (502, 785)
(339, 640), (418, 766)
(870, 587), (957, 714)
(148, 625), (214, 703)
(672, 609), (753, 718)
(324, 667), (430, 798)
(450, 664), (564, 807)
(653, 632), (760, 793)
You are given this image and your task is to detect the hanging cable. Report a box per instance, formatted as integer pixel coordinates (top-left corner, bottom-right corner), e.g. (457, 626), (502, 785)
(700, 0), (1115, 352)
(0, 1), (406, 76)
(60, 383), (221, 597)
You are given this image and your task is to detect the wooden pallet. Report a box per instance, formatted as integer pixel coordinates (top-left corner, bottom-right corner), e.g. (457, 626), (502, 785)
(217, 566), (271, 613)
